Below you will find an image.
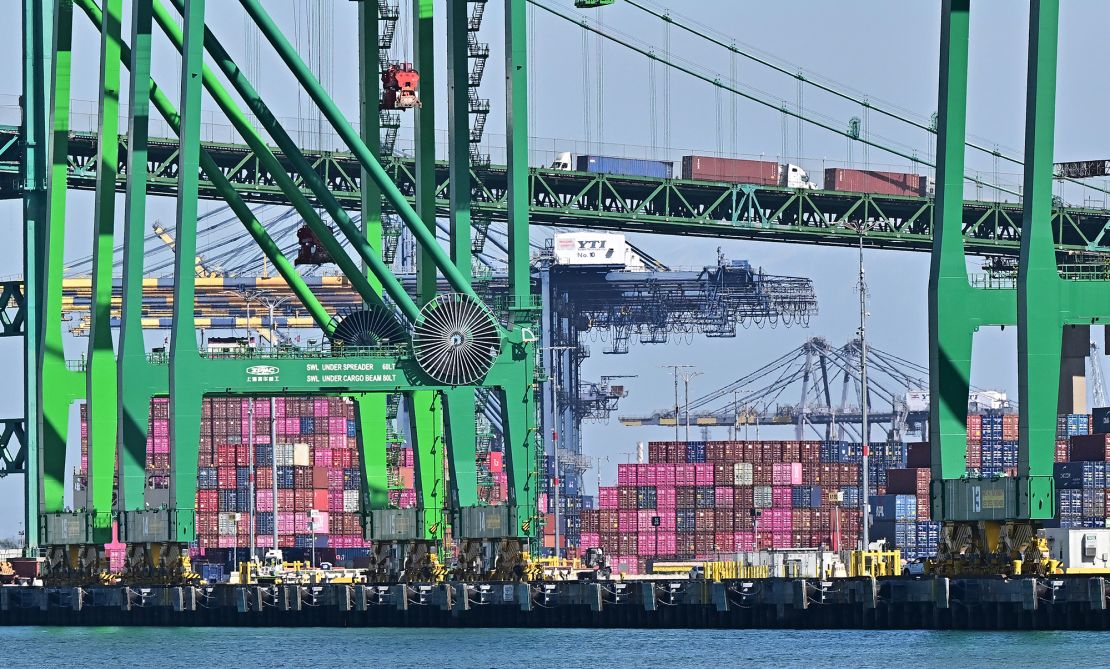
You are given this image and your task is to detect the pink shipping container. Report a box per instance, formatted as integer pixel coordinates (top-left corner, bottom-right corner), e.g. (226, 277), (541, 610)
(640, 465), (657, 486)
(823, 167), (928, 197)
(676, 464), (696, 486)
(314, 448), (333, 468)
(681, 155), (781, 186)
(771, 486), (792, 508)
(637, 510), (656, 529)
(580, 532), (601, 549)
(657, 533), (677, 555)
(715, 486), (734, 508)
(277, 512), (295, 534)
(311, 512), (329, 534)
(771, 462), (803, 486)
(314, 398), (330, 415)
(656, 486), (676, 509)
(734, 532), (755, 552)
(638, 533), (657, 555)
(618, 511), (637, 532)
(771, 532), (792, 549)
(617, 464), (635, 486)
(694, 464), (714, 486)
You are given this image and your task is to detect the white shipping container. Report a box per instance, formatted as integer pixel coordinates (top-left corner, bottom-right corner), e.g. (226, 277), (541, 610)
(343, 490), (360, 512)
(293, 442), (311, 467)
(733, 462), (754, 486)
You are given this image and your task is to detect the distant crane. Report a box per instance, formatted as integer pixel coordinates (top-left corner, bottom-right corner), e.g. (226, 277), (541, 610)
(151, 223), (222, 278)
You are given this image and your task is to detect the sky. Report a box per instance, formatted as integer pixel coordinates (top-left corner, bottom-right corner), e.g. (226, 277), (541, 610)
(1, 0), (1109, 538)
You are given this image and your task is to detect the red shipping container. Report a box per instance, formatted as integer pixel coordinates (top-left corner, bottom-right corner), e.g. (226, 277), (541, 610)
(681, 155), (781, 186)
(313, 489), (329, 513)
(824, 167), (927, 197)
(886, 468), (930, 496)
(906, 442), (931, 469)
(1070, 434), (1110, 461)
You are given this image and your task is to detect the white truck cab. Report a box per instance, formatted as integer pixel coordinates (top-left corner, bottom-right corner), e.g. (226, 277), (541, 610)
(783, 164), (818, 189)
(550, 151), (575, 171)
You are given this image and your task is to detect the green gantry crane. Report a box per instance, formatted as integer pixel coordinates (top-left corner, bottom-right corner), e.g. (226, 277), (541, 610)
(928, 0), (1110, 576)
(26, 0), (540, 584)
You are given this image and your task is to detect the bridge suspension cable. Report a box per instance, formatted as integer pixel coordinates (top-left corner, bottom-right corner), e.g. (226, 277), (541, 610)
(623, 0), (1110, 200)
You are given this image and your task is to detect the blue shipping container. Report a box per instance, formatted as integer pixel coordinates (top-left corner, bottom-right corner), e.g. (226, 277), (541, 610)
(576, 154), (674, 179)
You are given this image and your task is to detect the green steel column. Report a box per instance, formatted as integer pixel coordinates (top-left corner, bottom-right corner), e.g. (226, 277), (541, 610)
(443, 388), (478, 510)
(500, 372), (537, 538)
(74, 0), (335, 335)
(407, 391), (444, 541)
(413, 0), (437, 305)
(1017, 0), (1061, 519)
(358, 0), (383, 294)
(443, 0), (479, 513)
(156, 0), (411, 321)
(84, 0), (123, 542)
(240, 0), (480, 304)
(40, 0), (81, 515)
(117, 0), (157, 513)
(354, 1), (390, 524)
(21, 0), (52, 551)
(167, 0), (206, 543)
(928, 0), (974, 490)
(355, 395), (389, 515)
(504, 0), (530, 316)
(447, 0), (472, 269)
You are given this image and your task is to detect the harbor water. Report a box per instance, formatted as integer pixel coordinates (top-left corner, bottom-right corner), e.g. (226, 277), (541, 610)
(6, 626), (1109, 667)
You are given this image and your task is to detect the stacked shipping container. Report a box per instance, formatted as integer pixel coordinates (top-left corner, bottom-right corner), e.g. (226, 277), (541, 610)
(580, 440), (862, 573)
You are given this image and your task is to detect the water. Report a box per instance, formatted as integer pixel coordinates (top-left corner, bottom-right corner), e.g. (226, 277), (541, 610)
(4, 626), (1108, 667)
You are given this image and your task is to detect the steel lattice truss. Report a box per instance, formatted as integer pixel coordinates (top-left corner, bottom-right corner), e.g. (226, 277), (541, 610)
(5, 127), (1110, 256)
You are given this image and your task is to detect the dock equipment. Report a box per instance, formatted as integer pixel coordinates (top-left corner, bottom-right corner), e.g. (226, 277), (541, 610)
(927, 0), (1110, 576)
(24, 0), (540, 584)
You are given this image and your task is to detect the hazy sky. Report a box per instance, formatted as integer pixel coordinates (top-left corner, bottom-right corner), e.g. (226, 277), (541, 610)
(1, 0), (1108, 537)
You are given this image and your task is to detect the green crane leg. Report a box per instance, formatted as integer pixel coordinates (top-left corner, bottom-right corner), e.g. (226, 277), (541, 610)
(84, 0), (123, 543)
(354, 395), (390, 514)
(407, 391), (444, 541)
(152, 0), (407, 322)
(413, 0), (437, 304)
(505, 0), (531, 319)
(74, 0), (334, 334)
(928, 0), (1016, 519)
(354, 3), (392, 532)
(167, 0), (205, 544)
(1017, 0), (1061, 519)
(442, 388), (478, 510)
(40, 0), (81, 515)
(444, 0), (478, 517)
(22, 0), (52, 551)
(240, 0), (482, 305)
(117, 0), (156, 513)
(499, 373), (537, 539)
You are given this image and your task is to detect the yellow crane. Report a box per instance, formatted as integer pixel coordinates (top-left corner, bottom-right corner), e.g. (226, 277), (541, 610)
(152, 222), (222, 278)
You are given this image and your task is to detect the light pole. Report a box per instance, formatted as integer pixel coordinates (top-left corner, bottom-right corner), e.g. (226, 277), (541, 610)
(678, 368), (702, 442)
(542, 344), (577, 560)
(856, 227), (871, 550)
(661, 365), (694, 443)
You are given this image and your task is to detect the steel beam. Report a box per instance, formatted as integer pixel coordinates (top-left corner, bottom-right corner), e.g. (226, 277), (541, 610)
(157, 0), (409, 321)
(40, 0), (82, 517)
(21, 0), (52, 552)
(505, 0), (531, 317)
(928, 1), (1015, 519)
(117, 0), (158, 513)
(413, 0), (437, 305)
(85, 0), (124, 543)
(240, 0), (484, 306)
(167, 0), (206, 543)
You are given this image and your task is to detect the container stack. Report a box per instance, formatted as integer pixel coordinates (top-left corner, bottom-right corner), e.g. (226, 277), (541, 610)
(579, 440), (862, 573)
(539, 453), (592, 555)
